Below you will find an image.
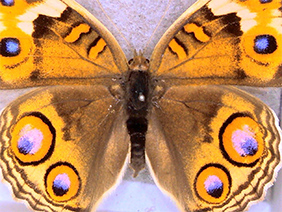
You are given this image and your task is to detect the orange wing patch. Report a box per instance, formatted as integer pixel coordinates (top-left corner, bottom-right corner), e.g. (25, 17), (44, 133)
(168, 38), (187, 60)
(64, 23), (91, 43)
(88, 37), (107, 59)
(184, 23), (210, 43)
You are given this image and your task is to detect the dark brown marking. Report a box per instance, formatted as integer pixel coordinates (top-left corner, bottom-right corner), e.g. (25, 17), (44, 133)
(30, 70), (41, 81)
(221, 14), (243, 36)
(57, 7), (73, 22)
(235, 69), (248, 80)
(32, 15), (55, 39)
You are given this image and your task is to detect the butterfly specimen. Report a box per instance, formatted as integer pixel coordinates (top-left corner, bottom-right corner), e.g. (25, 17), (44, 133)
(0, 0), (281, 211)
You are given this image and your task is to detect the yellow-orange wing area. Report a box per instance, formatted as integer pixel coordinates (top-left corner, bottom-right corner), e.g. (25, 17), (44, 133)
(0, 0), (127, 88)
(150, 0), (282, 86)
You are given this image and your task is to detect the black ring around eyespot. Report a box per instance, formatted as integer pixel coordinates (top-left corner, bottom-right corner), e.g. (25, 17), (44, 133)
(219, 113), (262, 167)
(194, 164), (232, 204)
(13, 112), (56, 166)
(45, 162), (81, 202)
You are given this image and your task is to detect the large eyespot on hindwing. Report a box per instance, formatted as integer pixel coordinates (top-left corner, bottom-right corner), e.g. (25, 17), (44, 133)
(194, 164), (231, 204)
(10, 112), (55, 165)
(45, 162), (81, 202)
(219, 113), (264, 166)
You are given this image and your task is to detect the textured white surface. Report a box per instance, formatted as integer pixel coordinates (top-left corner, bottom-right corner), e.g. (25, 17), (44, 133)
(0, 0), (281, 212)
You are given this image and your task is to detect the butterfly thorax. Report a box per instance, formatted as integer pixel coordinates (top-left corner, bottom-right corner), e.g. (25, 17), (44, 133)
(125, 55), (152, 177)
(126, 55), (150, 115)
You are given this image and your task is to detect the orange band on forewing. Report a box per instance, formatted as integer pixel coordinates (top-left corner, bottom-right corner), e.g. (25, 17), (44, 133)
(64, 23), (91, 43)
(168, 38), (186, 60)
(88, 38), (106, 59)
(184, 23), (210, 43)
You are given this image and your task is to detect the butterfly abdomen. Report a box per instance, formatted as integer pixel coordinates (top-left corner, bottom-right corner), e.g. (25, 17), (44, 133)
(125, 57), (151, 176)
(126, 116), (148, 177)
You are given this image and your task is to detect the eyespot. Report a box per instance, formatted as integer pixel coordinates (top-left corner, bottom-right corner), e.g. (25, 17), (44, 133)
(253, 34), (277, 54)
(259, 0), (272, 3)
(0, 38), (21, 57)
(239, 24), (282, 80)
(219, 113), (264, 166)
(194, 164), (231, 204)
(45, 162), (81, 202)
(11, 113), (55, 165)
(1, 0), (14, 6)
(0, 33), (35, 82)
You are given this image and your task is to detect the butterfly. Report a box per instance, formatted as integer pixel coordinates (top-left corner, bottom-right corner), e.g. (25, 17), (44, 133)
(0, 0), (281, 211)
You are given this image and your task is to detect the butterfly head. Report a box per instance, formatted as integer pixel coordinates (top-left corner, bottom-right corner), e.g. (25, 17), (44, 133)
(128, 50), (149, 72)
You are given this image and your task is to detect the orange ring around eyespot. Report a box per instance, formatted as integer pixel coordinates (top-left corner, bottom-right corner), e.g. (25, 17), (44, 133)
(222, 117), (264, 165)
(0, 30), (34, 76)
(195, 165), (230, 204)
(241, 26), (282, 63)
(11, 115), (54, 164)
(240, 25), (282, 80)
(46, 164), (80, 202)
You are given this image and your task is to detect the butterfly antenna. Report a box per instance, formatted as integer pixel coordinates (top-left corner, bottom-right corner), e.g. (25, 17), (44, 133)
(96, 0), (135, 53)
(143, 0), (172, 56)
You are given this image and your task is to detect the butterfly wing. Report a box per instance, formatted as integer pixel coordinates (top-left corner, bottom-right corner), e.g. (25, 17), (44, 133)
(150, 0), (282, 86)
(146, 85), (281, 211)
(0, 85), (129, 211)
(0, 0), (127, 88)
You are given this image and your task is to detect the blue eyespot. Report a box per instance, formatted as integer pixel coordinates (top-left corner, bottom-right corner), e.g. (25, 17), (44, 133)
(231, 128), (258, 157)
(18, 137), (34, 155)
(17, 128), (44, 155)
(204, 175), (223, 198)
(240, 137), (258, 156)
(0, 38), (21, 57)
(52, 173), (71, 196)
(45, 162), (80, 201)
(1, 0), (14, 6)
(254, 34), (277, 54)
(260, 0), (272, 3)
